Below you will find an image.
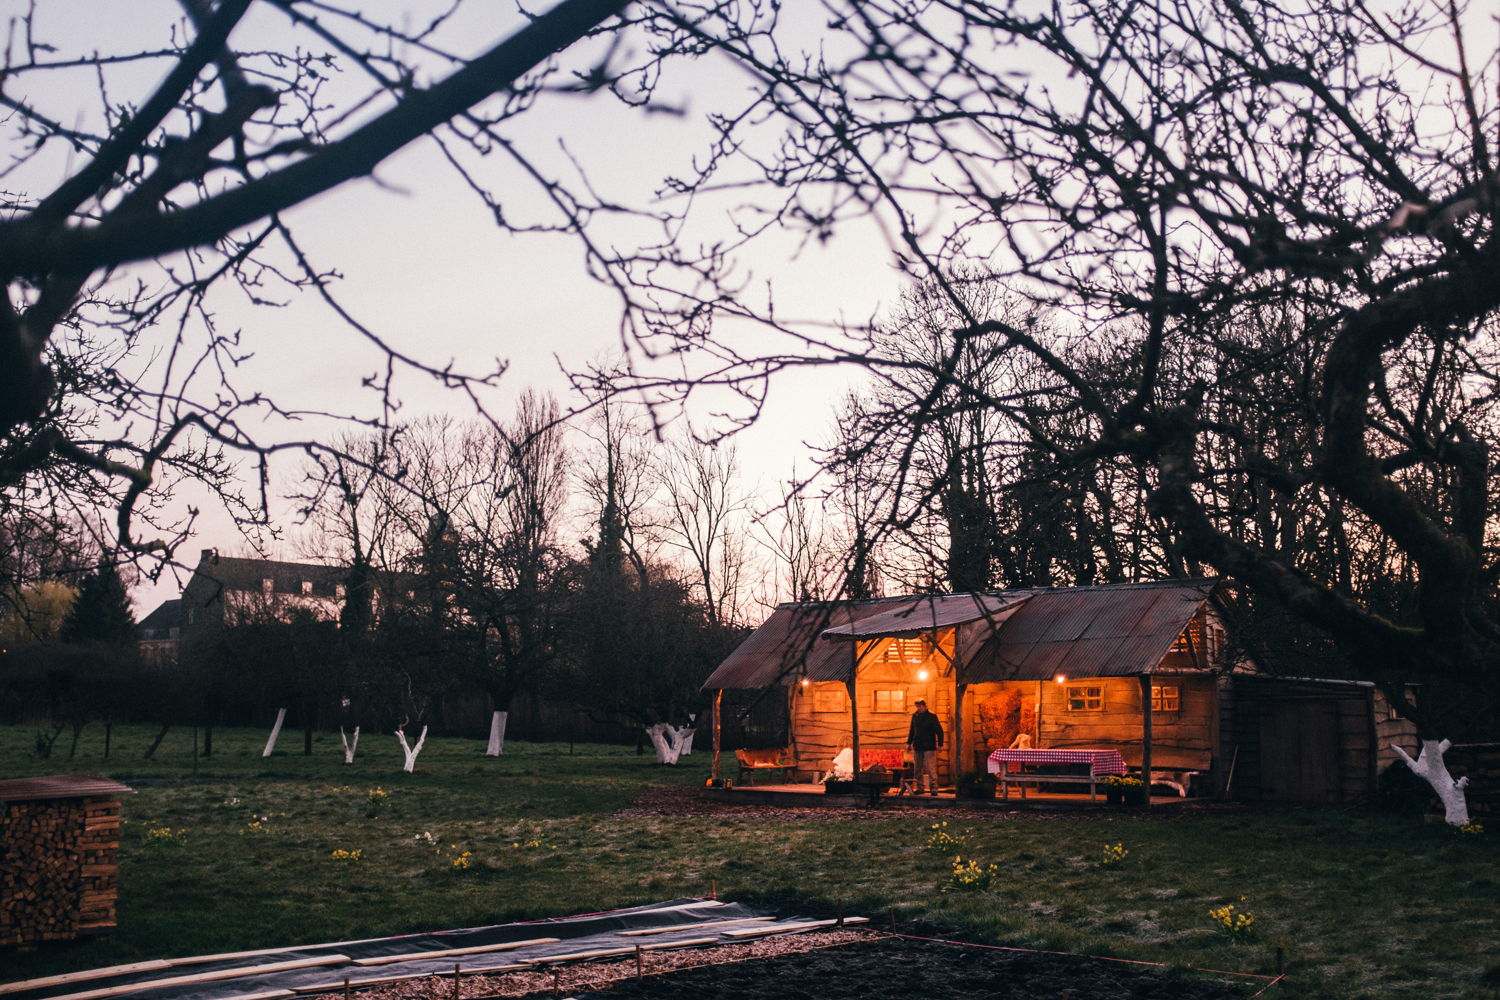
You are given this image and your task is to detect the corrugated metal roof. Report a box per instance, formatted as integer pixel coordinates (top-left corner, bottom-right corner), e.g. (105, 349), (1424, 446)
(703, 580), (1217, 689)
(702, 598), (913, 689)
(0, 775), (134, 803)
(962, 581), (1214, 682)
(820, 593), (1029, 639)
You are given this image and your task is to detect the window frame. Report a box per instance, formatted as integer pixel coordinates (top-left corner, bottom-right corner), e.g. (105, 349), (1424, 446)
(1151, 684), (1181, 713)
(871, 688), (907, 714)
(1065, 684), (1105, 712)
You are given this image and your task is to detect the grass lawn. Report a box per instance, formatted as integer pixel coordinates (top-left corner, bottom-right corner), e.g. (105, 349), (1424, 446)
(1, 723), (1495, 999)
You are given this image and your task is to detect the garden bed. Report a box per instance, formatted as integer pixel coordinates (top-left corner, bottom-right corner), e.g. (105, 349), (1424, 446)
(453, 934), (1262, 1000)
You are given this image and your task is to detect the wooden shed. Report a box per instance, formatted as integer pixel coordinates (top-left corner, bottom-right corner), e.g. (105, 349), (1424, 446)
(0, 775), (133, 947)
(703, 580), (1408, 803)
(1225, 676), (1417, 803)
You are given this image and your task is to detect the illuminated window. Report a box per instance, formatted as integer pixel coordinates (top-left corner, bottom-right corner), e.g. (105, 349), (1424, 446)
(301, 580), (313, 595)
(880, 638), (928, 663)
(1151, 684), (1181, 712)
(1171, 619), (1224, 657)
(872, 689), (907, 713)
(262, 578), (274, 594)
(1066, 685), (1104, 712)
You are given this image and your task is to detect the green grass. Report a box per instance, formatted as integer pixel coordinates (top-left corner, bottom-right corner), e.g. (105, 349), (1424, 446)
(2, 724), (1496, 999)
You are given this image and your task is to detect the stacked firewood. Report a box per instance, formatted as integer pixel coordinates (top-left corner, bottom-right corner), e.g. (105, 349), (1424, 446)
(0, 795), (121, 946)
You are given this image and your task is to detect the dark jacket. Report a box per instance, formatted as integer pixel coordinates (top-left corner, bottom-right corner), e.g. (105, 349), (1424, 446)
(907, 709), (944, 751)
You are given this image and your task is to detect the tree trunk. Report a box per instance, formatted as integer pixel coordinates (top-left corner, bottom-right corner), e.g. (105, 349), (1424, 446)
(1392, 739), (1471, 826)
(262, 708), (286, 757)
(644, 723), (692, 764)
(396, 725), (428, 773)
(486, 711), (508, 757)
(340, 726), (360, 764)
(142, 723), (170, 759)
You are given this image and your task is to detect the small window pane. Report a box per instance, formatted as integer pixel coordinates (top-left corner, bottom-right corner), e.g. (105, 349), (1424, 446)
(1066, 685), (1103, 711)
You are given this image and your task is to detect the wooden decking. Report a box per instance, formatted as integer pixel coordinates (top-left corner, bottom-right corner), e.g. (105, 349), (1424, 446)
(703, 783), (1192, 810)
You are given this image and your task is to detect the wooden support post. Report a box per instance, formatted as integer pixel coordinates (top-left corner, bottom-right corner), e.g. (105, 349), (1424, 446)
(711, 689), (722, 782)
(1139, 674), (1153, 810)
(635, 945), (643, 980)
(954, 682), (967, 786)
(452, 964), (460, 1000)
(847, 602), (862, 773)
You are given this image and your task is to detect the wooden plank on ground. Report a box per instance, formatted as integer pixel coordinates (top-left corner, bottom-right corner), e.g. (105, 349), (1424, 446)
(527, 946), (638, 964)
(721, 917), (867, 938)
(0, 961), (174, 996)
(352, 937), (561, 966)
(639, 937), (721, 950)
(42, 955), (352, 1000)
(620, 917), (775, 936)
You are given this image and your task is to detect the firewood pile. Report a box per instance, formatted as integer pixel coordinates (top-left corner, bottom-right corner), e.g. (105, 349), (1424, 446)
(0, 776), (131, 948)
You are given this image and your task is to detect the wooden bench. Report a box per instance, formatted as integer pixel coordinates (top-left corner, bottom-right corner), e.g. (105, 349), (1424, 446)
(996, 770), (1101, 801)
(735, 748), (799, 785)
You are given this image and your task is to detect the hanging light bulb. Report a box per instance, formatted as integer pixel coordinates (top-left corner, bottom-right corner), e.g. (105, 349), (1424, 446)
(1054, 673), (1067, 684)
(916, 668), (930, 682)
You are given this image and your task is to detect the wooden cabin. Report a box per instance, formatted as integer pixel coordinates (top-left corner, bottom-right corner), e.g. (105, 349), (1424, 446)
(702, 580), (1413, 802)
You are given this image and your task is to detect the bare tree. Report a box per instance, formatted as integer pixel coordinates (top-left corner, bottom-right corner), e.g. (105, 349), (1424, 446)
(495, 0), (1499, 816)
(0, 0), (698, 567)
(657, 436), (750, 625)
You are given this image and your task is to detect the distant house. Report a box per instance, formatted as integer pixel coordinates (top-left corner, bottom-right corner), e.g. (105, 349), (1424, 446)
(180, 549), (350, 632)
(136, 549), (419, 664)
(702, 579), (1416, 803)
(137, 598), (183, 666)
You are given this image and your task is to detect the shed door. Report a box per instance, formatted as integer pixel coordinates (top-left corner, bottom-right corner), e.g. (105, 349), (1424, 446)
(1257, 699), (1340, 802)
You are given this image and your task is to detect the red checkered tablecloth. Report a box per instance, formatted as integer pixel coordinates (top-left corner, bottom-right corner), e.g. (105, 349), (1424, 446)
(986, 748), (1128, 776)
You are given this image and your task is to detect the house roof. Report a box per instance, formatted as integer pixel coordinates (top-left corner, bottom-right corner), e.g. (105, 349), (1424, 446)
(184, 552), (349, 604)
(819, 592), (1029, 639)
(960, 580), (1215, 683)
(138, 598), (183, 639)
(702, 579), (1218, 690)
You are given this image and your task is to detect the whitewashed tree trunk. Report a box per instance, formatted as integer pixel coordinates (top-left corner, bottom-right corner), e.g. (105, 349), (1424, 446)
(1391, 739), (1471, 826)
(340, 726), (360, 764)
(680, 715), (697, 756)
(645, 723), (693, 765)
(486, 711), (508, 757)
(262, 708), (287, 758)
(396, 725), (428, 773)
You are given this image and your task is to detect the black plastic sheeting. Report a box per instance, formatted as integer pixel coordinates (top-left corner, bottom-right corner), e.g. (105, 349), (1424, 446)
(6, 898), (804, 1000)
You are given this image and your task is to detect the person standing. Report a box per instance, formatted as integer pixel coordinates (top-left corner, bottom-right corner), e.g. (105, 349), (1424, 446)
(907, 699), (945, 795)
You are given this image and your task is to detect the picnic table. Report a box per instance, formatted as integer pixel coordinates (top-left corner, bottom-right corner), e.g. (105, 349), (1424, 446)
(985, 748), (1128, 801)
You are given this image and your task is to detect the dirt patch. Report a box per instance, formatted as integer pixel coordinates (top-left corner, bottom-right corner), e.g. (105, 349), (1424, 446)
(308, 931), (1266, 1000)
(545, 935), (1264, 1000)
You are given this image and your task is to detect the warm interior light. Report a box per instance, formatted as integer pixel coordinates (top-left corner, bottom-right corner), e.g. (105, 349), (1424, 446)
(1054, 673), (1067, 684)
(800, 677), (810, 687)
(916, 668), (930, 681)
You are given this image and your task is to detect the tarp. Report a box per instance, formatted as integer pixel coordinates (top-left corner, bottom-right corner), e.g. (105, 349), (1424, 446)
(2, 899), (824, 1000)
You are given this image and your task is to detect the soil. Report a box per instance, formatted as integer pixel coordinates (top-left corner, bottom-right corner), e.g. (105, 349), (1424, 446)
(529, 935), (1263, 1000)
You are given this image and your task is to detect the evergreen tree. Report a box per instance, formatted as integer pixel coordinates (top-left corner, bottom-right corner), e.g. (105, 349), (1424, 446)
(60, 563), (135, 646)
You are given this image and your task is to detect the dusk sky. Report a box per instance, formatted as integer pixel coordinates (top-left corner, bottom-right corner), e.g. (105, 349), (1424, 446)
(23, 1), (913, 611)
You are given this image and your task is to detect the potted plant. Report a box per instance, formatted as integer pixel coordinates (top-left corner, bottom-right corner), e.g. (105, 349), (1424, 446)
(1101, 774), (1144, 806)
(956, 771), (996, 800)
